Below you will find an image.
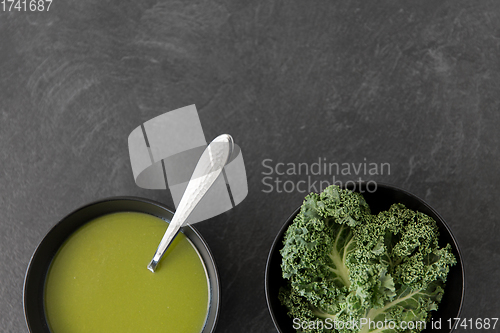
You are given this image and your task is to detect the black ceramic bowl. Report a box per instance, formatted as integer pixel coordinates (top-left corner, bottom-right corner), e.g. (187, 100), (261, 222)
(265, 183), (464, 333)
(24, 197), (220, 333)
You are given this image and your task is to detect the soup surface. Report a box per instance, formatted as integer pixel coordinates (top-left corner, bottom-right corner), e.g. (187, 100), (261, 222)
(44, 212), (209, 333)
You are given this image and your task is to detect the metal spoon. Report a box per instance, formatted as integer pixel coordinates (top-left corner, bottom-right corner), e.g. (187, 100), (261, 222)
(147, 134), (234, 272)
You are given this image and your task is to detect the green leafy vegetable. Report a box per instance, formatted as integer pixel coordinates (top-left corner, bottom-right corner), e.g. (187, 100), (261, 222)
(279, 185), (456, 333)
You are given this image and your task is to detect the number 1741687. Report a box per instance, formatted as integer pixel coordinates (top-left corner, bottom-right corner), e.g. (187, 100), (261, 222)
(1, 0), (52, 11)
(447, 318), (498, 330)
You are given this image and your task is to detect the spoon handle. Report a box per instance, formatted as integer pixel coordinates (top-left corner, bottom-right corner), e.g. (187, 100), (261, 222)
(148, 134), (234, 272)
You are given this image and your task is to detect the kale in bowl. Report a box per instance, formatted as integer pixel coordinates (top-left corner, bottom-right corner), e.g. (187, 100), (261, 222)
(265, 183), (464, 333)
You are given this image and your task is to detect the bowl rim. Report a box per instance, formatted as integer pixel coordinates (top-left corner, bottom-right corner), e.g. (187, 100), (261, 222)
(265, 182), (465, 333)
(23, 196), (220, 333)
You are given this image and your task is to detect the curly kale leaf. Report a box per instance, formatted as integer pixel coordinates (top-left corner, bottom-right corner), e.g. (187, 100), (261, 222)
(280, 187), (370, 308)
(280, 185), (456, 333)
(359, 280), (445, 333)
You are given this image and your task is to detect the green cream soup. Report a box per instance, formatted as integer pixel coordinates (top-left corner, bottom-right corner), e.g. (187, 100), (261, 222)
(44, 212), (209, 333)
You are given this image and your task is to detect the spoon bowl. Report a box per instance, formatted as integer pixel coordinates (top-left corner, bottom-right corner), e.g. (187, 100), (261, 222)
(24, 197), (220, 333)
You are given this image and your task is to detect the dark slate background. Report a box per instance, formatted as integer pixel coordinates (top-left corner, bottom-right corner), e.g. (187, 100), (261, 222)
(1, 1), (499, 332)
